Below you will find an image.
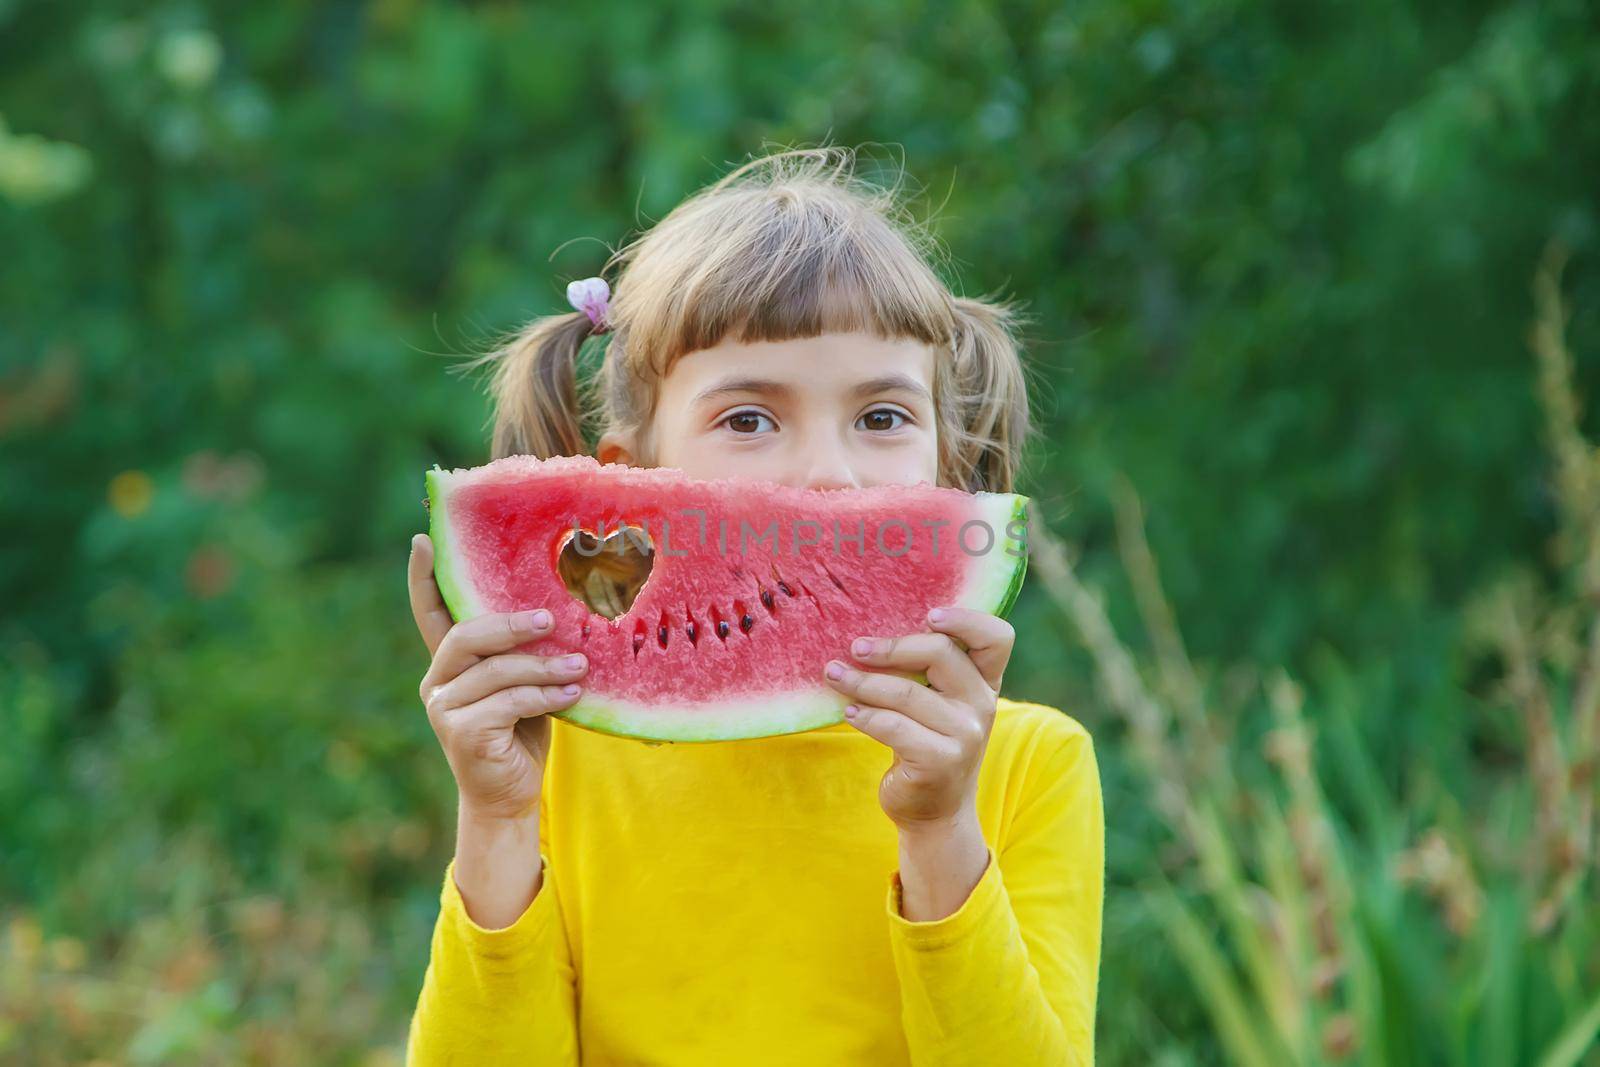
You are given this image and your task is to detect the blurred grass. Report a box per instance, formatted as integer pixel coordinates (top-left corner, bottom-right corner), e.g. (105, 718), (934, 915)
(3, 1), (1599, 1063)
(1025, 244), (1600, 1066)
(1, 561), (451, 1064)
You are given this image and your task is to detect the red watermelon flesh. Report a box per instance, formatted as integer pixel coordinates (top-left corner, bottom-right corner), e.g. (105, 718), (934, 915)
(425, 455), (1028, 742)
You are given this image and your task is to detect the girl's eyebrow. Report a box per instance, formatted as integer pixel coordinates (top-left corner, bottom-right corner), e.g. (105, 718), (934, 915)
(852, 373), (932, 402)
(691, 376), (793, 405)
(691, 372), (932, 406)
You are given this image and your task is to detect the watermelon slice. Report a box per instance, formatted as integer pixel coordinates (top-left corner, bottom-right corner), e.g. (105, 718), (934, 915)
(425, 455), (1028, 742)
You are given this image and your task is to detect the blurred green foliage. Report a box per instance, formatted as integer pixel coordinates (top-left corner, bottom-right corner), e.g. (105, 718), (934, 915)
(2, 0), (1598, 1063)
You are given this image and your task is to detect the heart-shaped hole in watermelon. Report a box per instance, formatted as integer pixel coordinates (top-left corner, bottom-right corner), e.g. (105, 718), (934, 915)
(556, 524), (655, 619)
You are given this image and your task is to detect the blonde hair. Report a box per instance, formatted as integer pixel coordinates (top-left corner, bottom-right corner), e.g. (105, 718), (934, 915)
(459, 145), (1036, 493)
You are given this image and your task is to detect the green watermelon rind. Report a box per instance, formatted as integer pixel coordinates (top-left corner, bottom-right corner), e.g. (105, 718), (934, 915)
(422, 465), (1030, 744)
(995, 495), (1030, 618)
(954, 493), (1029, 620)
(556, 688), (848, 743)
(425, 466), (483, 622)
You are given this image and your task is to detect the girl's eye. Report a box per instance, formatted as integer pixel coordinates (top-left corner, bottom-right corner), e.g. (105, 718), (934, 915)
(723, 410), (774, 434)
(857, 408), (907, 432)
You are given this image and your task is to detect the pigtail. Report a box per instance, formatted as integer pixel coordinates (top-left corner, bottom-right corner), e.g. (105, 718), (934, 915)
(943, 295), (1034, 494)
(462, 311), (599, 460)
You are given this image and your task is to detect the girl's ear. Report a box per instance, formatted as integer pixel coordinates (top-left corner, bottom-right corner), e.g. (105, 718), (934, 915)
(596, 430), (637, 466)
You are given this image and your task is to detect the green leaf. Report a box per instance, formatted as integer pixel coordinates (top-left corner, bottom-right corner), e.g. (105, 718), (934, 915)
(1152, 887), (1295, 1067)
(1535, 985), (1600, 1067)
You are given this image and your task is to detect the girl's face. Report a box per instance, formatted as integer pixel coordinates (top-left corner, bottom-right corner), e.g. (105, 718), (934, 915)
(600, 332), (940, 490)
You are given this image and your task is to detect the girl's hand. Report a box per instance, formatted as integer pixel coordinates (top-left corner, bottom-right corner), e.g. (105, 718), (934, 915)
(408, 533), (588, 821)
(822, 606), (1014, 832)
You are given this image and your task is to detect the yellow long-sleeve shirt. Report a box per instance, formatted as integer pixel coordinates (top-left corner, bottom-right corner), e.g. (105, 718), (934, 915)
(406, 697), (1104, 1065)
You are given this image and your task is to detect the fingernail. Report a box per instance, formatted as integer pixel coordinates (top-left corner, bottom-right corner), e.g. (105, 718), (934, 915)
(519, 609), (551, 630)
(564, 654), (585, 669)
(826, 660), (845, 680)
(851, 638), (874, 658)
(562, 684), (581, 697)
(927, 608), (947, 623)
(844, 704), (859, 718)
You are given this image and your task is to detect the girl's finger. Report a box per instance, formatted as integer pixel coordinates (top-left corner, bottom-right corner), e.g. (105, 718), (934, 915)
(841, 701), (958, 764)
(428, 652), (589, 712)
(444, 683), (583, 733)
(423, 608), (556, 695)
(824, 660), (969, 739)
(408, 534), (455, 657)
(846, 631), (992, 710)
(924, 607), (1015, 693)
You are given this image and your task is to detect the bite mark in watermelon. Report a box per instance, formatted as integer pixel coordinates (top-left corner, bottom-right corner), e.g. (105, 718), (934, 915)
(425, 455), (1028, 743)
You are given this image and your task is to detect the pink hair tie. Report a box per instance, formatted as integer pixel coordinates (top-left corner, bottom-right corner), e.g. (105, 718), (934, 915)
(566, 276), (611, 333)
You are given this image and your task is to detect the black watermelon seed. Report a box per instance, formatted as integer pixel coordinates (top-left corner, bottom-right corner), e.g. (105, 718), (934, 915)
(657, 624), (669, 648)
(759, 589), (775, 611)
(716, 619), (731, 639)
(740, 613), (754, 632)
(685, 619), (698, 644)
(777, 581), (794, 597)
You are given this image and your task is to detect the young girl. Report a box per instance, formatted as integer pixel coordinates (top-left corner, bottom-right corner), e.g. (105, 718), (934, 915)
(403, 147), (1104, 1064)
